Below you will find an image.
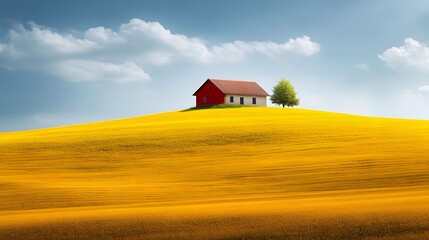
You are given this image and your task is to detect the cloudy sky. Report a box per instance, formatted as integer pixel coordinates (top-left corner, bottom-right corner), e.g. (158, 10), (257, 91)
(1, 0), (429, 131)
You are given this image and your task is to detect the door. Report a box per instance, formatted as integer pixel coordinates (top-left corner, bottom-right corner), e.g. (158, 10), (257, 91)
(240, 97), (244, 105)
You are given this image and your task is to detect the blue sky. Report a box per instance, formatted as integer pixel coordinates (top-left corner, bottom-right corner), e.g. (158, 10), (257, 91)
(1, 0), (429, 131)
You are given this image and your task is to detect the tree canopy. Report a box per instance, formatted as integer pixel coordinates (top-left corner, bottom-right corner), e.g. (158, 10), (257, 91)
(270, 79), (300, 108)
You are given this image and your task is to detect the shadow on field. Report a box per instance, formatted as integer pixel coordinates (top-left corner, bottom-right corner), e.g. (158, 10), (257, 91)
(2, 211), (429, 240)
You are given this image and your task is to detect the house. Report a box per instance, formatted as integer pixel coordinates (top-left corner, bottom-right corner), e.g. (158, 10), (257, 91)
(193, 79), (269, 107)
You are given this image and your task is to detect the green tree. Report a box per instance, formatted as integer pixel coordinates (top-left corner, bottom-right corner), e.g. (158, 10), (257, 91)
(270, 79), (300, 108)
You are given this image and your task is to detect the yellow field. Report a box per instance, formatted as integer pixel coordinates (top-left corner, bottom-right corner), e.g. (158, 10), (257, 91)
(1, 107), (429, 239)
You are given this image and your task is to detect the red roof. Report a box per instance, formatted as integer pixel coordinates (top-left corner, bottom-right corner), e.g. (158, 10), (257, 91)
(193, 79), (269, 96)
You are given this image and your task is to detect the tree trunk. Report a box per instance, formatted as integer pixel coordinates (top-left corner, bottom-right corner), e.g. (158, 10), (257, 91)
(282, 104), (285, 108)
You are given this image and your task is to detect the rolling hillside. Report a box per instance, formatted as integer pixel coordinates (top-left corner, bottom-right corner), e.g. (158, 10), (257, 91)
(1, 107), (429, 239)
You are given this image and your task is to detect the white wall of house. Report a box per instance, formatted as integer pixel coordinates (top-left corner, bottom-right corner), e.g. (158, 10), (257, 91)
(225, 95), (267, 107)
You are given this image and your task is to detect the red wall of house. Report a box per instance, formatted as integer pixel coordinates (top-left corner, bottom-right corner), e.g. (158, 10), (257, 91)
(195, 80), (225, 107)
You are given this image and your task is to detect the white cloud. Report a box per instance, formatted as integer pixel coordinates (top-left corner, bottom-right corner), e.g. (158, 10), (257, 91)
(142, 52), (172, 65)
(0, 22), (149, 82)
(212, 36), (320, 63)
(85, 26), (124, 44)
(281, 35), (321, 55)
(212, 41), (251, 63)
(379, 38), (429, 71)
(119, 19), (212, 62)
(10, 22), (97, 55)
(418, 85), (429, 92)
(53, 60), (150, 82)
(0, 19), (320, 82)
(355, 63), (369, 70)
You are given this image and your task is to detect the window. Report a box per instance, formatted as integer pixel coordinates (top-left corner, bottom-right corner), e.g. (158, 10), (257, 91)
(252, 97), (256, 104)
(240, 97), (244, 105)
(203, 97), (207, 103)
(208, 85), (212, 90)
(230, 96), (234, 103)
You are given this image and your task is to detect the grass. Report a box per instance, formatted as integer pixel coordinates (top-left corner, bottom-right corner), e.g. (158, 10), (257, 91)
(183, 103), (254, 111)
(0, 107), (429, 239)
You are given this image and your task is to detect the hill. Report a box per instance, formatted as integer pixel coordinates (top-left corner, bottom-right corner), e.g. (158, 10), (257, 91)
(1, 107), (429, 239)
